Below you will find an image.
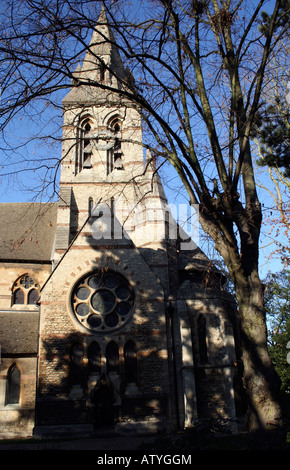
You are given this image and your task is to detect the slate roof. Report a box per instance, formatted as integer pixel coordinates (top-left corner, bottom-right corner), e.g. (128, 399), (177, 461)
(0, 202), (57, 262)
(0, 310), (39, 354)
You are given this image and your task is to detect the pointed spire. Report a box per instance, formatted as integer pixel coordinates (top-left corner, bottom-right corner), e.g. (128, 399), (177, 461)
(63, 5), (133, 106)
(82, 5), (117, 71)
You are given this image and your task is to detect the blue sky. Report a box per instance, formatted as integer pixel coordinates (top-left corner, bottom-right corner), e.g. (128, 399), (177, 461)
(0, 0), (287, 279)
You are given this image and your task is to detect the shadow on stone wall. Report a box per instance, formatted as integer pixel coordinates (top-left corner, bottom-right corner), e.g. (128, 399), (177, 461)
(34, 239), (244, 434)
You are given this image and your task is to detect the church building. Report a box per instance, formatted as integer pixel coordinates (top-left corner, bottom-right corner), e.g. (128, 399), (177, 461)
(0, 9), (241, 439)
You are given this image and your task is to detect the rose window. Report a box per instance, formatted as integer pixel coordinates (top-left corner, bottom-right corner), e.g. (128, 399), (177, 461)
(71, 270), (134, 332)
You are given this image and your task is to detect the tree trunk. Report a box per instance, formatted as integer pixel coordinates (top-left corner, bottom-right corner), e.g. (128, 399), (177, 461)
(235, 269), (285, 442)
(200, 198), (285, 444)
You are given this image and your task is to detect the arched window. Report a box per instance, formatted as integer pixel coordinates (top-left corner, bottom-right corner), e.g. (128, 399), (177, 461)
(77, 118), (93, 172)
(6, 364), (20, 405)
(108, 115), (121, 135)
(88, 341), (102, 374)
(197, 315), (208, 364)
(107, 116), (123, 173)
(28, 289), (39, 305)
(124, 340), (137, 384)
(12, 275), (39, 306)
(106, 341), (119, 374)
(13, 289), (24, 305)
(82, 121), (93, 169)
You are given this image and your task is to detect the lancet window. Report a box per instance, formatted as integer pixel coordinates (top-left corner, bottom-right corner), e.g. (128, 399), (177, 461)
(88, 341), (102, 374)
(107, 115), (123, 174)
(68, 340), (138, 395)
(6, 364), (20, 405)
(77, 118), (94, 172)
(106, 341), (119, 374)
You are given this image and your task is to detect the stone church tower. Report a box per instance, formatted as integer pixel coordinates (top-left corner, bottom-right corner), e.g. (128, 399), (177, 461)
(0, 9), (241, 439)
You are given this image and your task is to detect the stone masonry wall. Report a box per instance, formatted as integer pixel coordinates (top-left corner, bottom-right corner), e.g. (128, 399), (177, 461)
(37, 245), (171, 429)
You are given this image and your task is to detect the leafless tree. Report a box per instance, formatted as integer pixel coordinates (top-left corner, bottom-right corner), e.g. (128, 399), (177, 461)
(0, 0), (289, 438)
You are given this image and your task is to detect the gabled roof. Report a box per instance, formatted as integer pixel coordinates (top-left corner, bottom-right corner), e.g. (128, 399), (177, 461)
(0, 202), (57, 262)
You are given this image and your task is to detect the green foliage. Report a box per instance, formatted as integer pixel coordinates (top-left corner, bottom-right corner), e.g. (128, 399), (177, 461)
(253, 97), (290, 177)
(259, 0), (290, 36)
(253, 0), (290, 176)
(265, 270), (290, 392)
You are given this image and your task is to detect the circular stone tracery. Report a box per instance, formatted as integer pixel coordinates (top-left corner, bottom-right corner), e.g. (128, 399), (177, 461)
(72, 270), (134, 333)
